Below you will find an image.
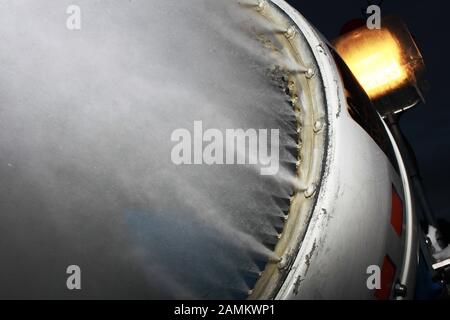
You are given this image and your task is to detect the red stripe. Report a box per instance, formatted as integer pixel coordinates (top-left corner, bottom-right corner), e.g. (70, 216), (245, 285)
(391, 186), (403, 237)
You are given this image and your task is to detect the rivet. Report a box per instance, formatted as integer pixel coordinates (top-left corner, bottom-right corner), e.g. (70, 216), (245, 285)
(256, 0), (267, 12)
(304, 183), (317, 198)
(285, 26), (296, 39)
(306, 68), (315, 79)
(314, 120), (324, 133)
(278, 257), (287, 269)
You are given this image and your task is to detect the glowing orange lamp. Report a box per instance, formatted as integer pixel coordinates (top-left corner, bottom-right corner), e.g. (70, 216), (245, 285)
(334, 17), (427, 116)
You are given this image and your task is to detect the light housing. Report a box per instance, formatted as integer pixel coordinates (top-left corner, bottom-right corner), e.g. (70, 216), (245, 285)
(334, 16), (427, 116)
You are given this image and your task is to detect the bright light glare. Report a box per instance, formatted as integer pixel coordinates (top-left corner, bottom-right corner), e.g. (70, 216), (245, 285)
(334, 28), (409, 99)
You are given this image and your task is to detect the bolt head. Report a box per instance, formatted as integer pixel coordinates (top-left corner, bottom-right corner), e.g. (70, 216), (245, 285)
(314, 120), (324, 133)
(306, 68), (315, 79)
(304, 183), (317, 198)
(256, 0), (267, 12)
(285, 26), (296, 39)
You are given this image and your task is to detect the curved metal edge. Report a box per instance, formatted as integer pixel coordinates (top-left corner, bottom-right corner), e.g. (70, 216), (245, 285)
(247, 0), (329, 299)
(268, 0), (339, 299)
(381, 118), (419, 299)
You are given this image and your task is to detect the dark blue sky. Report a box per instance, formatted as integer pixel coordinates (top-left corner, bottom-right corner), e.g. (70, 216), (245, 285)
(288, 0), (450, 219)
